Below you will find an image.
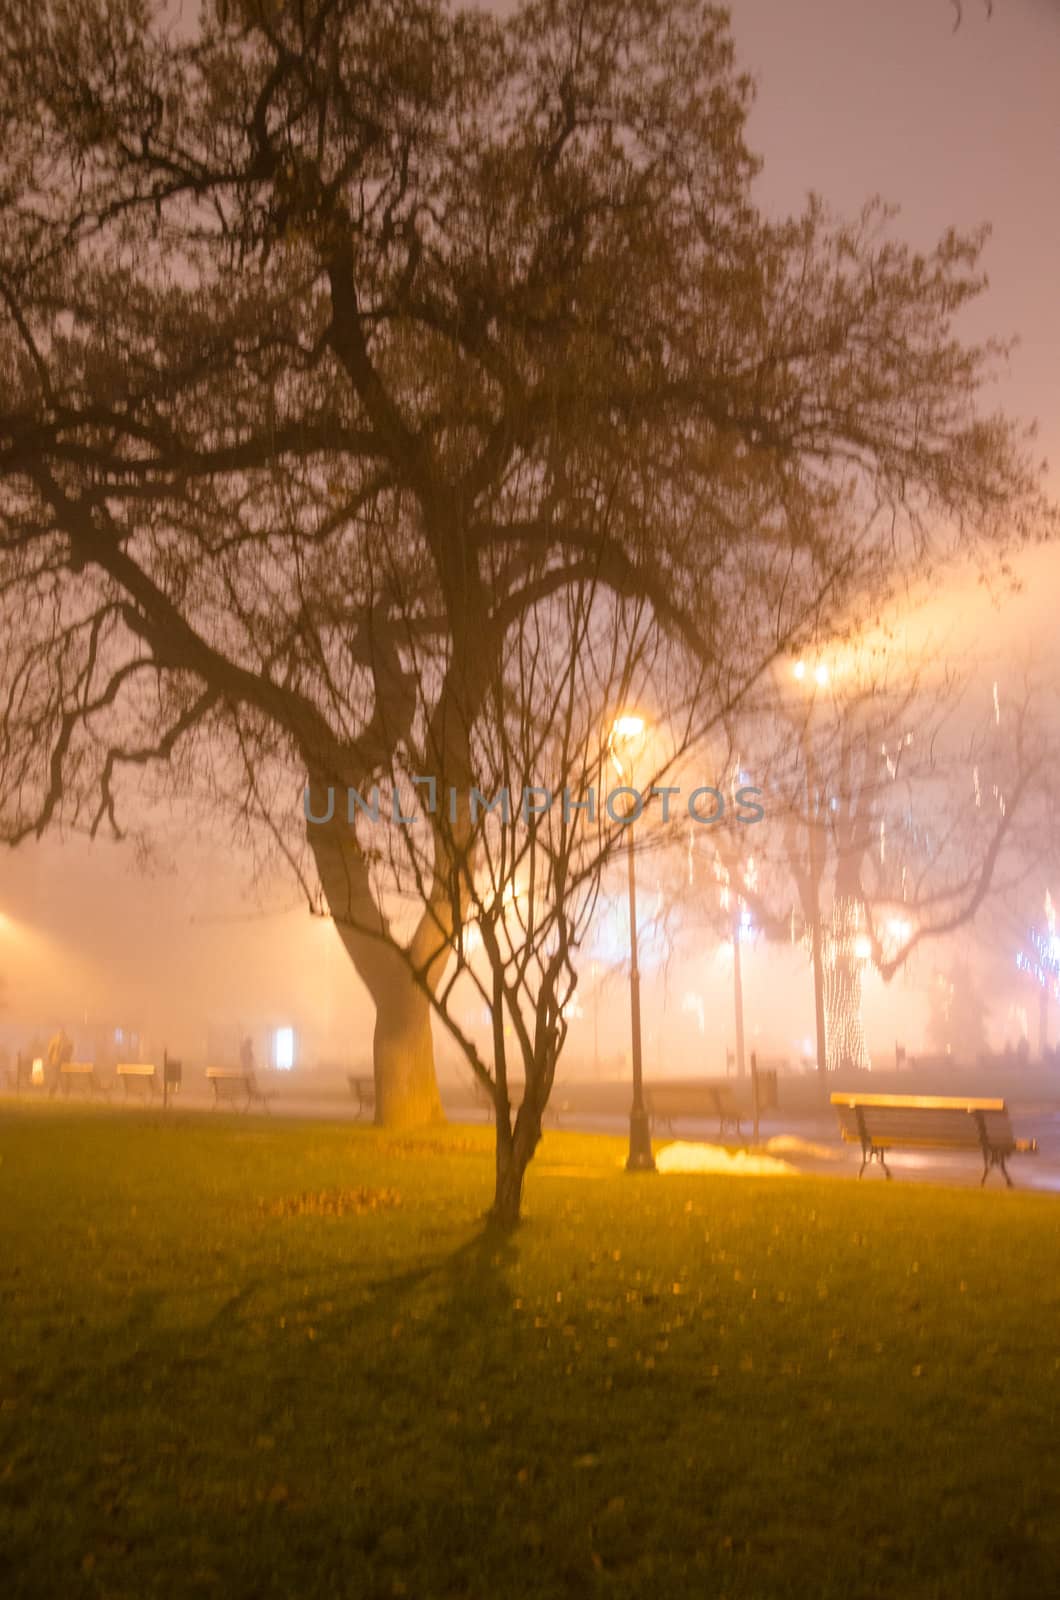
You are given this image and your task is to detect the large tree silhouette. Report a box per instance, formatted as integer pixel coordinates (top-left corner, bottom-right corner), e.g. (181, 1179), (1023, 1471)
(0, 0), (1048, 1125)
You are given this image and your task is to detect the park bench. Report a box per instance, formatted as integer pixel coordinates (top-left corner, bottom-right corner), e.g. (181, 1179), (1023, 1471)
(348, 1074), (375, 1119)
(116, 1062), (157, 1100)
(646, 1080), (743, 1138)
(461, 1075), (564, 1125)
(470, 1076), (494, 1114)
(727, 1051), (788, 1078)
(59, 1062), (110, 1098)
(831, 1093), (1037, 1186)
(206, 1067), (272, 1113)
(541, 1093), (569, 1128)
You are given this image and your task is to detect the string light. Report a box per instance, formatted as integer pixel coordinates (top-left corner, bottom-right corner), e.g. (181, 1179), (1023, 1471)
(823, 896), (871, 1072)
(798, 896), (872, 1071)
(1016, 890), (1060, 997)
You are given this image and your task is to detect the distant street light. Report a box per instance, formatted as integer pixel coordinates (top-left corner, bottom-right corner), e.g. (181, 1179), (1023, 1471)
(608, 713), (655, 1173)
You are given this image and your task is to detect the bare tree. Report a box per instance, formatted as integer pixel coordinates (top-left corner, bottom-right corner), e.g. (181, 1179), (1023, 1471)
(704, 650), (1058, 1073)
(302, 572), (738, 1222)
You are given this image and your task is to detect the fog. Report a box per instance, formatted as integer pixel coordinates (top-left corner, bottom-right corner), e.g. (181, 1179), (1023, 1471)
(2, 0), (1059, 1087)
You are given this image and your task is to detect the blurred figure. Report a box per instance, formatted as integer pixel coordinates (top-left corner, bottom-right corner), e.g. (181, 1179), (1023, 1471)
(239, 1035), (256, 1075)
(45, 1027), (73, 1095)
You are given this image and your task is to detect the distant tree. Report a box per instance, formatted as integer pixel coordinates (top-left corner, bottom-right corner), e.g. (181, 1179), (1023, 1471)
(926, 960), (987, 1062)
(708, 652), (1057, 1073)
(0, 0), (1049, 1130)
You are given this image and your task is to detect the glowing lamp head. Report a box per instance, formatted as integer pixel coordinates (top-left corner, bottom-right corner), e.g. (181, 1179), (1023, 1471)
(854, 935), (872, 961)
(792, 660), (806, 681)
(814, 663), (830, 687)
(608, 713), (647, 779)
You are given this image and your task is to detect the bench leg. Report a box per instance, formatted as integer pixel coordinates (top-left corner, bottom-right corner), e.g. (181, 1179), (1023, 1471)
(860, 1144), (890, 1180)
(981, 1151), (1013, 1188)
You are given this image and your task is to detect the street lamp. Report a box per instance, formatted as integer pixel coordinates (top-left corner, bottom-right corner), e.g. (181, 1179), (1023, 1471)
(791, 659), (829, 1078)
(608, 713), (656, 1173)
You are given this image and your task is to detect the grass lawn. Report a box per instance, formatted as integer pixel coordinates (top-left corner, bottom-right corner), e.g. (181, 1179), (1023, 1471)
(1, 1105), (1058, 1599)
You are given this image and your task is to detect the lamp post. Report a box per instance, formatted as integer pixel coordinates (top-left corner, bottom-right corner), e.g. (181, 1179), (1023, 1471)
(731, 897), (747, 1079)
(609, 715), (655, 1172)
(792, 660), (829, 1078)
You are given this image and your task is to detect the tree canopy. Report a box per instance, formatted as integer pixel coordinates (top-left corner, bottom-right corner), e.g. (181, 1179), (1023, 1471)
(0, 0), (1049, 1140)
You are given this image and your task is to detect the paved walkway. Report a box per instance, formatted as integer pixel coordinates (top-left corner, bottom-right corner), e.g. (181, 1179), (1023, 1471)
(6, 1082), (1058, 1192)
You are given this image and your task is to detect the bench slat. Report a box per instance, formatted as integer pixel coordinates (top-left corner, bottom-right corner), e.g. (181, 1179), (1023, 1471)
(831, 1093), (1005, 1112)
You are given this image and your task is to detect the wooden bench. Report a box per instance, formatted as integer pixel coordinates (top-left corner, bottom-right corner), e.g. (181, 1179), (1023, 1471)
(646, 1080), (743, 1138)
(543, 1095), (570, 1129)
(470, 1076), (494, 1114)
(728, 1052), (788, 1079)
(348, 1074), (375, 1120)
(471, 1080), (566, 1126)
(207, 1067), (272, 1113)
(59, 1062), (110, 1098)
(116, 1062), (157, 1100)
(831, 1093), (1036, 1186)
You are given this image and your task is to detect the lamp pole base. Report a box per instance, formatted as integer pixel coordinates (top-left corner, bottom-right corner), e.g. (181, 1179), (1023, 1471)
(626, 1105), (656, 1172)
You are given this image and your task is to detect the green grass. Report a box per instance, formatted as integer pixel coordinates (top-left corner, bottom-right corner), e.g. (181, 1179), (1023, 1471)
(1, 1105), (1058, 1600)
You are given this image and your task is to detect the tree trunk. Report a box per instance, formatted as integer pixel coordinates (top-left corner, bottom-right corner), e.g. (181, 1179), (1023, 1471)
(824, 950), (868, 1072)
(824, 896), (869, 1072)
(305, 787), (444, 1128)
(373, 962), (444, 1128)
(490, 1104), (541, 1227)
